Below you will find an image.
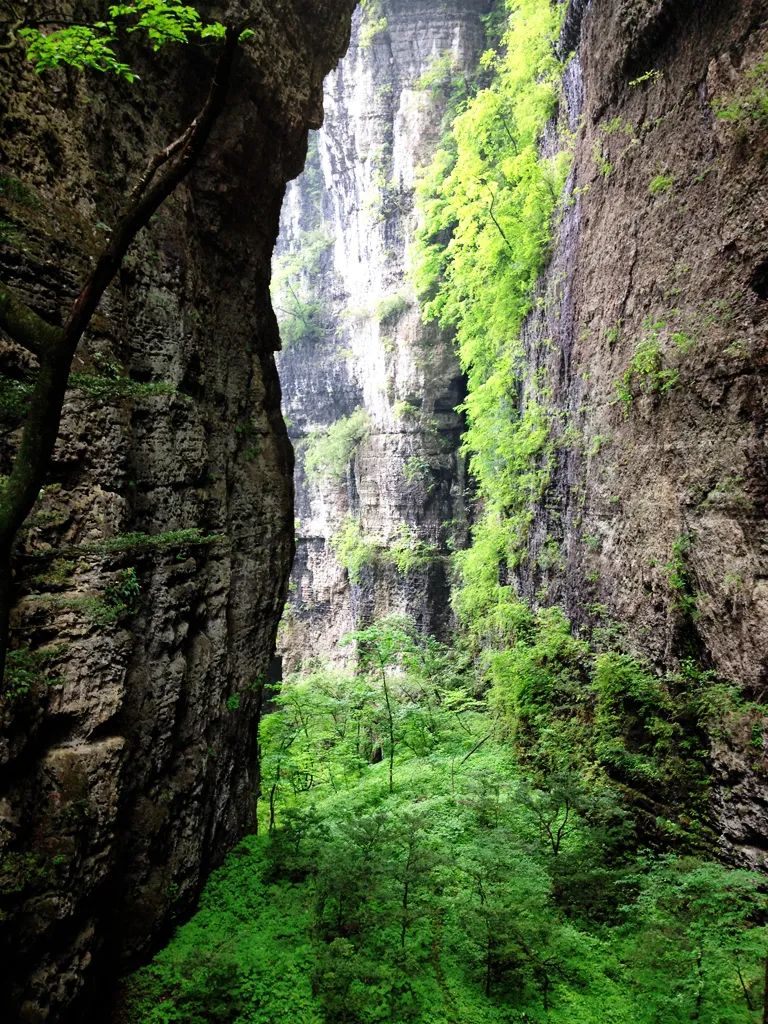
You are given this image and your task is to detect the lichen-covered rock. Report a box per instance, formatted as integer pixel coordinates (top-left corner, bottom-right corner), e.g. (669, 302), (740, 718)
(0, 2), (356, 1020)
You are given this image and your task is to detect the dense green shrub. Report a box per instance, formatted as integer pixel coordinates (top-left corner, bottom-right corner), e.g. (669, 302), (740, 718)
(304, 410), (370, 484)
(124, 618), (768, 1024)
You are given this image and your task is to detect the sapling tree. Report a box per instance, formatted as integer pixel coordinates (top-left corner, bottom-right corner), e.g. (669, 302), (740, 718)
(0, 2), (253, 687)
(343, 616), (418, 793)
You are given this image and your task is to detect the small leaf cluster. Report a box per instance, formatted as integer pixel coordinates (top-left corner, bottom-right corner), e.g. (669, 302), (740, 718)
(19, 2), (233, 81)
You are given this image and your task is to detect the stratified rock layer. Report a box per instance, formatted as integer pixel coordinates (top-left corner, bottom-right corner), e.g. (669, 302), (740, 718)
(0, 3), (355, 1020)
(276, 0), (491, 667)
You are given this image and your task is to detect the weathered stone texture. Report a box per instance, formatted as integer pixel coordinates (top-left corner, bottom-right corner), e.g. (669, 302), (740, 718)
(276, 0), (491, 668)
(0, 2), (355, 1020)
(518, 0), (768, 865)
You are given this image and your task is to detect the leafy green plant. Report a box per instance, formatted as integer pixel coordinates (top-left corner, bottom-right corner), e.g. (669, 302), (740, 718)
(629, 69), (660, 87)
(17, 2), (238, 81)
(0, 645), (62, 705)
(402, 454), (432, 486)
(664, 534), (698, 619)
(592, 140), (614, 178)
(649, 173), (675, 195)
(99, 567), (141, 623)
(76, 528), (222, 555)
(0, 373), (33, 425)
(387, 524), (438, 575)
(359, 0), (388, 48)
(304, 409), (369, 484)
(330, 516), (380, 583)
(271, 228), (332, 348)
(376, 292), (409, 327)
(713, 52), (768, 125)
(68, 372), (175, 400)
(615, 325), (681, 413)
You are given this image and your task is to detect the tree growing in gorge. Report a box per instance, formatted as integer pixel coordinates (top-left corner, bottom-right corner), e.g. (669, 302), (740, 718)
(0, 2), (252, 686)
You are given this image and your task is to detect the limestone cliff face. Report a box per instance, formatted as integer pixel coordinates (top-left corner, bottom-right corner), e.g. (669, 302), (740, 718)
(515, 0), (768, 865)
(0, 3), (355, 1020)
(275, 0), (492, 667)
(276, 0), (767, 864)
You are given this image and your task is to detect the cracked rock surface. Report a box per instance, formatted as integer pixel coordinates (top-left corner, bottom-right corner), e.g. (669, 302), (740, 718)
(0, 3), (355, 1020)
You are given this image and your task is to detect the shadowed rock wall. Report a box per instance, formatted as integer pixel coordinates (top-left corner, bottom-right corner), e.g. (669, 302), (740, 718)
(516, 0), (768, 866)
(0, 2), (356, 1019)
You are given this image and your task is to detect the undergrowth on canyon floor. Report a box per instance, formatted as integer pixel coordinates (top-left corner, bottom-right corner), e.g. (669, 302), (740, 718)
(123, 614), (767, 1024)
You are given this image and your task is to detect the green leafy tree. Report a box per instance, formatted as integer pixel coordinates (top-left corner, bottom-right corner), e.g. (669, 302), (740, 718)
(343, 616), (419, 793)
(0, 3), (253, 687)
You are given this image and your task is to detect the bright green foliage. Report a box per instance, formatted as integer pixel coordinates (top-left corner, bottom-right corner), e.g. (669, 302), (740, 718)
(98, 567), (141, 624)
(304, 409), (370, 484)
(125, 619), (767, 1024)
(74, 527), (221, 554)
(69, 372), (175, 399)
(272, 227), (333, 349)
(19, 2), (231, 82)
(376, 293), (410, 327)
(388, 525), (439, 574)
(664, 533), (698, 618)
(714, 52), (768, 125)
(0, 645), (62, 705)
(331, 519), (439, 581)
(359, 0), (389, 49)
(330, 515), (380, 583)
(123, 839), (322, 1023)
(618, 857), (768, 1022)
(614, 320), (681, 412)
(482, 602), (750, 847)
(414, 0), (570, 642)
(649, 173), (675, 194)
(592, 140), (614, 178)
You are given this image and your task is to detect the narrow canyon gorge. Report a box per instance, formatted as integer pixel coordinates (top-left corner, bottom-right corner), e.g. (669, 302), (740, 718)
(0, 0), (766, 1021)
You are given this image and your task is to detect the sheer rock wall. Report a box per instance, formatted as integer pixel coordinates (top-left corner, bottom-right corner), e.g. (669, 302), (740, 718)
(276, 0), (767, 864)
(519, 0), (768, 866)
(0, 3), (356, 1020)
(275, 0), (492, 667)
